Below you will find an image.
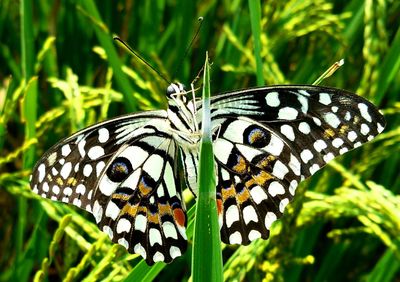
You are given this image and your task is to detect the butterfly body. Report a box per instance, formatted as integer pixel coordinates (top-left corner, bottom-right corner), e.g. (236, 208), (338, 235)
(30, 83), (385, 264)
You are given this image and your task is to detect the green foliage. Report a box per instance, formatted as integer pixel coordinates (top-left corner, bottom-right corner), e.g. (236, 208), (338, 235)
(0, 0), (399, 281)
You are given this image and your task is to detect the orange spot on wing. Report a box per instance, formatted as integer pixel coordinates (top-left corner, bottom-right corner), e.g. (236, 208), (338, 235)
(158, 203), (172, 216)
(112, 193), (131, 202)
(221, 184), (236, 201)
(173, 208), (186, 227)
(148, 213), (160, 224)
(121, 204), (138, 217)
(216, 199), (223, 216)
(138, 180), (153, 196)
(236, 188), (251, 204)
(232, 156), (248, 174)
(252, 170), (274, 186)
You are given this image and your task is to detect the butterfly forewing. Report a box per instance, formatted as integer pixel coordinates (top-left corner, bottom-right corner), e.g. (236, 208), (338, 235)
(30, 111), (168, 212)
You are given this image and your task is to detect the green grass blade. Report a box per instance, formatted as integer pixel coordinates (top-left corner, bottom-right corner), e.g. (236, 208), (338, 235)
(18, 0), (37, 280)
(248, 0), (264, 86)
(192, 53), (223, 282)
(366, 249), (400, 282)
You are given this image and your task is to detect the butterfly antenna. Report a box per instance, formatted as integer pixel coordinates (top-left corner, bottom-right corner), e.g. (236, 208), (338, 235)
(173, 17), (204, 80)
(114, 37), (171, 85)
(313, 59), (345, 85)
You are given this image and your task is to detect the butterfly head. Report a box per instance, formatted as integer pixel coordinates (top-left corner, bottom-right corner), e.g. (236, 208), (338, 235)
(166, 82), (187, 102)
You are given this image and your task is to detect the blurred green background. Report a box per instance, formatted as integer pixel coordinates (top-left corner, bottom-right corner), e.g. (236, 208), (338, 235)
(0, 0), (399, 281)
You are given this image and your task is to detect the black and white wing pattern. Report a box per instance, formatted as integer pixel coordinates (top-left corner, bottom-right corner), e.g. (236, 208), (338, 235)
(30, 82), (386, 265)
(30, 110), (187, 265)
(182, 85), (386, 245)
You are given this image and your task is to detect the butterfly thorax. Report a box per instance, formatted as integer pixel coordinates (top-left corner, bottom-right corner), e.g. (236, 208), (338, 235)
(166, 83), (201, 148)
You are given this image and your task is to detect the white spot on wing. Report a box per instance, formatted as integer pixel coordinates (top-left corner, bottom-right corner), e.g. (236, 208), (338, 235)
(347, 131), (357, 142)
(360, 123), (370, 135)
(309, 164), (320, 175)
(60, 162), (72, 179)
(225, 205), (240, 228)
(153, 252), (165, 263)
(248, 230), (261, 241)
(93, 201), (103, 223)
(319, 93), (332, 105)
(88, 146), (105, 159)
(143, 154), (163, 181)
(96, 161), (106, 177)
(83, 164), (93, 177)
(116, 218), (132, 233)
(105, 201), (120, 220)
(297, 95), (309, 113)
(229, 231), (242, 244)
(250, 185), (268, 204)
(278, 107), (298, 120)
(272, 160), (289, 179)
(243, 205), (258, 224)
(298, 122), (311, 134)
(164, 162), (176, 197)
(323, 153), (335, 162)
(264, 135), (284, 156)
(47, 152), (57, 166)
(268, 181), (285, 196)
(149, 228), (162, 246)
(163, 221), (178, 239)
(265, 92), (280, 107)
(265, 212), (277, 229)
(38, 164), (46, 182)
(170, 246), (182, 259)
(214, 139), (234, 164)
(288, 154), (301, 176)
(98, 128), (109, 143)
(61, 144), (71, 156)
(280, 124), (295, 141)
(300, 149), (313, 163)
(358, 103), (372, 122)
(103, 225), (113, 239)
(279, 198), (289, 213)
(377, 123), (384, 133)
(76, 184), (86, 195)
(324, 112), (341, 128)
(134, 243), (147, 259)
(134, 214), (147, 233)
(313, 139), (327, 152)
(78, 139), (86, 157)
(332, 138), (344, 148)
(118, 238), (129, 249)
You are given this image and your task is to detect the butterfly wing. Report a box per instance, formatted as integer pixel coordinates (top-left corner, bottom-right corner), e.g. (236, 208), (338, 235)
(93, 133), (187, 265)
(187, 85), (385, 244)
(30, 110), (187, 264)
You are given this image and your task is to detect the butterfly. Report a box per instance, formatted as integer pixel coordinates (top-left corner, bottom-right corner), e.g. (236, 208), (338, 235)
(30, 82), (386, 265)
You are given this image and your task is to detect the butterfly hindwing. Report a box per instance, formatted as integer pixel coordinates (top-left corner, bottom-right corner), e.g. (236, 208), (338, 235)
(212, 117), (300, 244)
(92, 134), (187, 265)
